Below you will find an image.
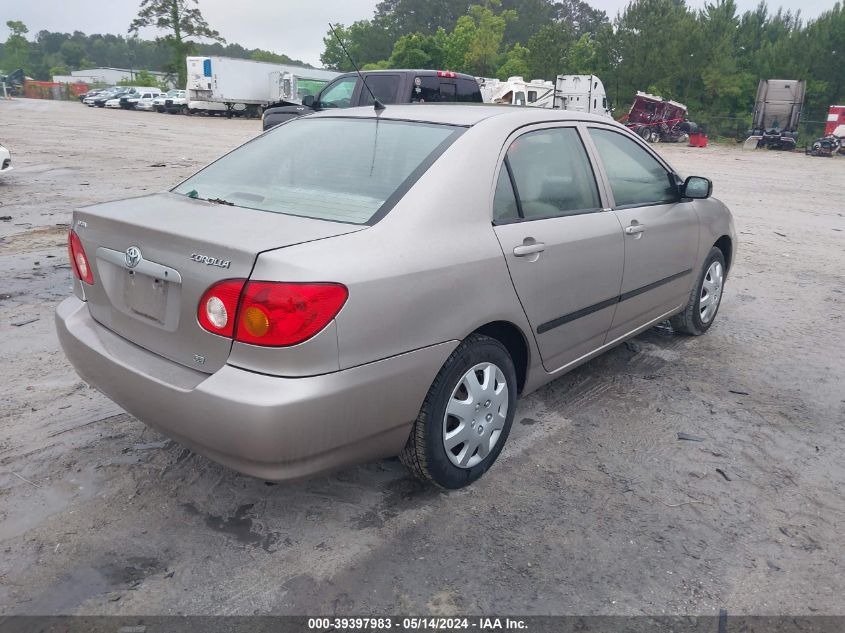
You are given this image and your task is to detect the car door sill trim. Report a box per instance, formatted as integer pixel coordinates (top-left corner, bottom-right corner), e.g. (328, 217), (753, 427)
(536, 268), (691, 334)
(546, 305), (684, 376)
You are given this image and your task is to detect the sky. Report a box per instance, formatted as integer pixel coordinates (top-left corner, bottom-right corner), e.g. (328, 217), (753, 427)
(0, 0), (837, 67)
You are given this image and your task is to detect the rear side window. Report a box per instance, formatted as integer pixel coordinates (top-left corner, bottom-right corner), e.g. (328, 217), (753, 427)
(493, 166), (519, 222)
(504, 127), (601, 219)
(173, 118), (462, 224)
(589, 128), (676, 207)
(456, 78), (483, 102)
(359, 75), (401, 106)
(412, 76), (482, 103)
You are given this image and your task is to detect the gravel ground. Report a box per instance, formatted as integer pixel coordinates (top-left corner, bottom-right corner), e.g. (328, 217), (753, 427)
(0, 99), (843, 616)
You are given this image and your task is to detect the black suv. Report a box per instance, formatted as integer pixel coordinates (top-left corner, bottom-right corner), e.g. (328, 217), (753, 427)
(262, 69), (482, 131)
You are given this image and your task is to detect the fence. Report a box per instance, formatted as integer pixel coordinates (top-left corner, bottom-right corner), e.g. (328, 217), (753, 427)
(22, 81), (90, 100)
(689, 114), (827, 145)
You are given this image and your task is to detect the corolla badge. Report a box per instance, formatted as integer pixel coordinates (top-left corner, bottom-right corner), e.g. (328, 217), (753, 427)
(125, 246), (142, 269)
(190, 253), (231, 269)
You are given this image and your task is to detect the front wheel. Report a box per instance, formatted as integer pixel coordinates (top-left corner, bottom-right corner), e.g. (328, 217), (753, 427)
(671, 246), (726, 335)
(400, 334), (517, 489)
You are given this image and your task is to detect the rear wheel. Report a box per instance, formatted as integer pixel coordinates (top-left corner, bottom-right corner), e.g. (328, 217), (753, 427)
(400, 334), (516, 489)
(671, 246), (726, 335)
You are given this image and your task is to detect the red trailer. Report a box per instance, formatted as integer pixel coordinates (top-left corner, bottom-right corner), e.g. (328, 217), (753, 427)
(620, 91), (692, 143)
(825, 105), (845, 136)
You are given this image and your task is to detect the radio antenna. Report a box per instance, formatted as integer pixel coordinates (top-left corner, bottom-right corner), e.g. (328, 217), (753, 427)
(328, 22), (385, 112)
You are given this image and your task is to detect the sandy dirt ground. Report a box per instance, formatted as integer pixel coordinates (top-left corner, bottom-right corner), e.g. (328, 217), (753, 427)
(0, 99), (843, 616)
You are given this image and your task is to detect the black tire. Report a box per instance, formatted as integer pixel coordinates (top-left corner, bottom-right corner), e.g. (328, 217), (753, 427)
(671, 246), (726, 335)
(400, 333), (517, 489)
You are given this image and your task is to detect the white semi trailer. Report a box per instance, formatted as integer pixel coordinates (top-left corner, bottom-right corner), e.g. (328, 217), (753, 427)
(186, 56), (340, 116)
(553, 74), (612, 117)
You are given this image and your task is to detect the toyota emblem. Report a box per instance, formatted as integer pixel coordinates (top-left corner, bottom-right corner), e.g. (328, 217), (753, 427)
(125, 246), (142, 269)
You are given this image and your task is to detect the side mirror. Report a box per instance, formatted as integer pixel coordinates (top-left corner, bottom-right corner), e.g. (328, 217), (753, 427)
(301, 95), (315, 108)
(682, 175), (712, 199)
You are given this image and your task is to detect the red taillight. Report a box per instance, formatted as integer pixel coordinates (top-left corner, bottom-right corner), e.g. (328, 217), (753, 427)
(235, 282), (348, 347)
(197, 280), (348, 347)
(68, 229), (94, 285)
(197, 279), (246, 338)
(437, 70), (456, 78)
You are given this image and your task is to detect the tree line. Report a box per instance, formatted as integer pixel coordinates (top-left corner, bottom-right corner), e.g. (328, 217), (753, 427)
(322, 0), (844, 133)
(0, 22), (311, 88)
(3, 0), (843, 134)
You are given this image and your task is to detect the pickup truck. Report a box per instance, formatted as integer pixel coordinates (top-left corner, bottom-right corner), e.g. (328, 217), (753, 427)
(261, 69), (483, 131)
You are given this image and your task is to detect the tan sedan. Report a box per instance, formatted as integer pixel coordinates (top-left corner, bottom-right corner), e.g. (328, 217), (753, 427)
(56, 105), (735, 488)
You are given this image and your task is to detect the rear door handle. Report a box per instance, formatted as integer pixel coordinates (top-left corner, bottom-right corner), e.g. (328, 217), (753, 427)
(513, 242), (545, 257)
(624, 224), (645, 235)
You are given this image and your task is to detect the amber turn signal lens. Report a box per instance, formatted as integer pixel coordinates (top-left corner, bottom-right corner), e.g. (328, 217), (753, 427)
(242, 305), (270, 338)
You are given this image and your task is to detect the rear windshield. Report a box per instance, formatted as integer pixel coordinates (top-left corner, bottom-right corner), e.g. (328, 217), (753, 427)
(173, 117), (461, 224)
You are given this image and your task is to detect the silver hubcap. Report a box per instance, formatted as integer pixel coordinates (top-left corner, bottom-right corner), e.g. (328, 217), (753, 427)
(699, 260), (724, 324)
(443, 362), (509, 469)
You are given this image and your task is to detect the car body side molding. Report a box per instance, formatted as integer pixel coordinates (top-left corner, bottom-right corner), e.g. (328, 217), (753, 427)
(536, 268), (692, 334)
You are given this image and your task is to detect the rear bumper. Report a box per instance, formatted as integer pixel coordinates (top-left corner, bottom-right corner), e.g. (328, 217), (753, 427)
(56, 296), (456, 481)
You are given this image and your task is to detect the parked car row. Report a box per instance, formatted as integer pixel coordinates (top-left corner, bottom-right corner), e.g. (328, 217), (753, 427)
(78, 86), (247, 117)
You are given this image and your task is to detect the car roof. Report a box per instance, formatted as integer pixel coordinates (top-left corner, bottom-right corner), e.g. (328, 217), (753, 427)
(308, 103), (622, 128)
(337, 69), (478, 80)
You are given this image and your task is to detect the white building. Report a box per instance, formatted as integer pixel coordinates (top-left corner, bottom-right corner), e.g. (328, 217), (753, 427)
(52, 67), (174, 87)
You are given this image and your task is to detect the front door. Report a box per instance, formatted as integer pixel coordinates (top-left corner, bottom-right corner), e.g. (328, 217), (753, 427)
(586, 126), (699, 342)
(492, 125), (624, 372)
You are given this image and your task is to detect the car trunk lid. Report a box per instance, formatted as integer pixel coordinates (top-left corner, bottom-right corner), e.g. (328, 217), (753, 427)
(74, 192), (364, 373)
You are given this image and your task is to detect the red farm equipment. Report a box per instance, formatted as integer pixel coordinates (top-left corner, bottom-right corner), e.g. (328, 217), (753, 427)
(620, 92), (693, 143)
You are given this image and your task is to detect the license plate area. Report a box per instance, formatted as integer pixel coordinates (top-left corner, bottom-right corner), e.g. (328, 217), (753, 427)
(123, 270), (168, 323)
(95, 247), (183, 332)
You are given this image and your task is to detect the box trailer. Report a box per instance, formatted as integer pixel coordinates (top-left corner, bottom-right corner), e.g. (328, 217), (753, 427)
(186, 56), (339, 115)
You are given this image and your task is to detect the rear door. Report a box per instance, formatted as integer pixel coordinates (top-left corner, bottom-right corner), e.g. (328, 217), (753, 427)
(585, 126), (699, 342)
(492, 124), (624, 372)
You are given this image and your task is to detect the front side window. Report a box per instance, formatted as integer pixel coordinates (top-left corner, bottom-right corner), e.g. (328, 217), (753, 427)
(504, 127), (601, 219)
(589, 128), (677, 207)
(318, 77), (356, 108)
(173, 118), (462, 224)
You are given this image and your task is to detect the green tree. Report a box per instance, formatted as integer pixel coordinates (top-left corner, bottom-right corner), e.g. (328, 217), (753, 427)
(496, 43), (530, 79)
(3, 20), (30, 72)
(526, 22), (575, 80)
(388, 33), (434, 67)
(321, 19), (395, 71)
(443, 14), (476, 70)
(129, 0), (224, 88)
(386, 32), (448, 68)
(464, 3), (515, 76)
(566, 33), (598, 74)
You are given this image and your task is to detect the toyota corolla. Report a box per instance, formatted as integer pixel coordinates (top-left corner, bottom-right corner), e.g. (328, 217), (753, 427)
(56, 105), (735, 489)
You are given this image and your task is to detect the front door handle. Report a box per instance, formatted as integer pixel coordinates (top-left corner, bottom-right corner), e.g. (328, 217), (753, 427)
(513, 242), (546, 257)
(624, 223), (646, 235)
